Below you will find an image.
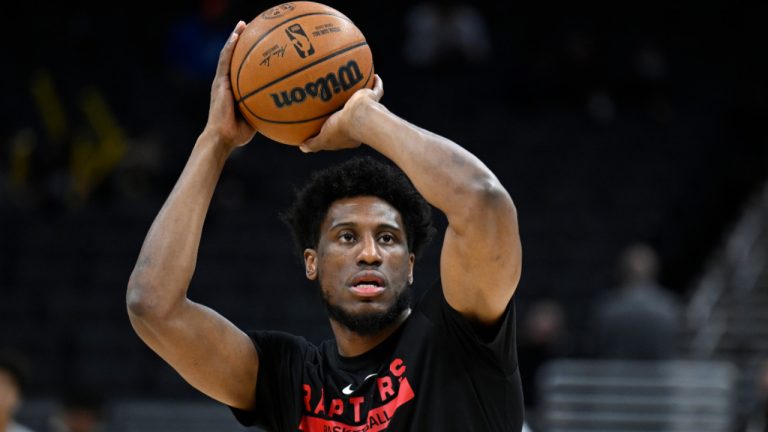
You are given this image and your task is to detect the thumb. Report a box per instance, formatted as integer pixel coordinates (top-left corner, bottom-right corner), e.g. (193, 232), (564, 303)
(371, 74), (384, 101)
(299, 138), (316, 153)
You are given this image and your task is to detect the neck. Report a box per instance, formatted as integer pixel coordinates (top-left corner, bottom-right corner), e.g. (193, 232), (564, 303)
(331, 308), (411, 357)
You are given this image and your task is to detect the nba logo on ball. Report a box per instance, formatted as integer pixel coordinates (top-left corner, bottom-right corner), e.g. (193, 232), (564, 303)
(286, 24), (315, 58)
(261, 3), (295, 19)
(231, 1), (375, 145)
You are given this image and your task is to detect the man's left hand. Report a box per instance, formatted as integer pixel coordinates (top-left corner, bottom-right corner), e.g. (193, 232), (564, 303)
(299, 74), (384, 153)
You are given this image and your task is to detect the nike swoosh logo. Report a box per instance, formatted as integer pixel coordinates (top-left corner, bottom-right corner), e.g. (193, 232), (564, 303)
(341, 373), (378, 395)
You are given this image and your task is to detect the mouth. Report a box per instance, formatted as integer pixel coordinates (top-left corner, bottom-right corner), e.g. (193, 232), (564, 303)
(349, 273), (386, 298)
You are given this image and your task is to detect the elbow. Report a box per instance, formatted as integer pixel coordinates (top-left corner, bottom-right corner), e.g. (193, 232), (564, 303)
(126, 284), (149, 319)
(467, 177), (515, 214)
(126, 276), (152, 319)
(451, 177), (517, 232)
(126, 274), (174, 321)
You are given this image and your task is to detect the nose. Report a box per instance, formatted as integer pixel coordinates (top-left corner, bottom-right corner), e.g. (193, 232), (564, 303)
(357, 234), (382, 266)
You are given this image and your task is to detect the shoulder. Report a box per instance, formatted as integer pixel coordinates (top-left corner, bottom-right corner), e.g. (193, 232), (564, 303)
(411, 279), (518, 374)
(415, 278), (516, 331)
(246, 330), (320, 362)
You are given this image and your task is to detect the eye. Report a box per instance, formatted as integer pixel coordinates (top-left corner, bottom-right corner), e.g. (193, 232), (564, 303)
(339, 231), (356, 243)
(379, 233), (396, 244)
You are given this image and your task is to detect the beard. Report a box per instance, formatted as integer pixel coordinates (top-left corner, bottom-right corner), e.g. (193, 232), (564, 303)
(322, 285), (412, 336)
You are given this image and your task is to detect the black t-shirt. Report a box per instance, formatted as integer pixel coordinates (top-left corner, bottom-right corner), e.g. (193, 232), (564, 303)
(231, 281), (524, 431)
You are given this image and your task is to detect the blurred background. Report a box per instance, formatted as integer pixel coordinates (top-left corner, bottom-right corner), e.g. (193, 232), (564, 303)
(1, 0), (767, 431)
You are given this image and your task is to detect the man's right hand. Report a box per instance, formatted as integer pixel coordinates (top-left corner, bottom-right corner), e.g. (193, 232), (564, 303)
(203, 20), (257, 151)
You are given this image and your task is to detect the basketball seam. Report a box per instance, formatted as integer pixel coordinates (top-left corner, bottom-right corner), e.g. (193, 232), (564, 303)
(242, 62), (374, 125)
(236, 41), (369, 105)
(235, 11), (356, 100)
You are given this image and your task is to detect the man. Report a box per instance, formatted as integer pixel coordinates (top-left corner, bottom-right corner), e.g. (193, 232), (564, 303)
(127, 21), (523, 430)
(591, 242), (682, 360)
(48, 390), (105, 432)
(0, 349), (35, 432)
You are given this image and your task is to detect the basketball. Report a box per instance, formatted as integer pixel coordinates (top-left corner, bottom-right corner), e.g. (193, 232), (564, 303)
(230, 2), (375, 145)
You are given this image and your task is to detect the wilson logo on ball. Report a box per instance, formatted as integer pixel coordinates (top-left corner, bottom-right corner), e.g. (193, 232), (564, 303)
(285, 24), (315, 58)
(269, 60), (364, 108)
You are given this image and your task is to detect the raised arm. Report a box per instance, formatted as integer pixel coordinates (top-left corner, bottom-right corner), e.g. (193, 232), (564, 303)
(302, 78), (521, 325)
(126, 21), (259, 409)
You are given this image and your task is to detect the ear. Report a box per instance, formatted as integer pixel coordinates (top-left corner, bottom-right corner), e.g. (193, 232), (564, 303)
(304, 248), (318, 280)
(408, 253), (415, 285)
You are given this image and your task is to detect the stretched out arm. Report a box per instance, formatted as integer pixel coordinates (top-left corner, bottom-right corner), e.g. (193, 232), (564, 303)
(302, 78), (521, 325)
(126, 21), (259, 409)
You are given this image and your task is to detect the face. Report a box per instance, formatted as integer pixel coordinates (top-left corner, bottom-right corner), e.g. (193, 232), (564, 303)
(304, 196), (415, 335)
(63, 409), (101, 432)
(0, 370), (20, 416)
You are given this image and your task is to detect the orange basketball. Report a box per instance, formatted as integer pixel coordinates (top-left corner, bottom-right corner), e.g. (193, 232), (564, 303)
(231, 2), (374, 145)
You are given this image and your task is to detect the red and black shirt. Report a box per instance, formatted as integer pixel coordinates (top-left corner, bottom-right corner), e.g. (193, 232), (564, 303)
(231, 281), (523, 431)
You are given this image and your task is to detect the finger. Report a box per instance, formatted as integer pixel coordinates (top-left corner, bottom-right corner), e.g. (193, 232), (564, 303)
(299, 138), (316, 153)
(216, 21), (246, 78)
(235, 20), (247, 34)
(371, 74), (384, 101)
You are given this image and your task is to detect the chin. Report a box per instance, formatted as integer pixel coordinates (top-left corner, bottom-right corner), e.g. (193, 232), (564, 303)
(348, 298), (392, 312)
(323, 290), (411, 336)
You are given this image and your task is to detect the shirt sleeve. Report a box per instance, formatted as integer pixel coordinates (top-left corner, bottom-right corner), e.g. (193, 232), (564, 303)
(416, 279), (519, 378)
(229, 330), (310, 431)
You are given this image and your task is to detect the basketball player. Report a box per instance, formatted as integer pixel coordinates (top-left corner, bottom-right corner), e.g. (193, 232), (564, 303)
(0, 350), (35, 432)
(127, 21), (524, 430)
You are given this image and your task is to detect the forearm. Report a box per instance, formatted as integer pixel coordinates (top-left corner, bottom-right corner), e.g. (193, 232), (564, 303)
(351, 101), (507, 226)
(127, 132), (231, 317)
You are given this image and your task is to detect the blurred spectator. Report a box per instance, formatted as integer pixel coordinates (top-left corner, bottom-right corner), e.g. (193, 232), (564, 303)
(590, 242), (683, 360)
(47, 389), (105, 432)
(0, 349), (34, 432)
(518, 299), (570, 428)
(632, 44), (673, 123)
(736, 361), (768, 432)
(586, 89), (616, 124)
(403, 2), (491, 68)
(166, 0), (233, 77)
(166, 0), (233, 87)
(165, 0), (234, 124)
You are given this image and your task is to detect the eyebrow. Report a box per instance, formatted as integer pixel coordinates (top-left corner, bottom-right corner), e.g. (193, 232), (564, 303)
(329, 221), (403, 232)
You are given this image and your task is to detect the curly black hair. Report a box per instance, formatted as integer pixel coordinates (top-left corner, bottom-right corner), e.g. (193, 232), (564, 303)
(281, 156), (436, 261)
